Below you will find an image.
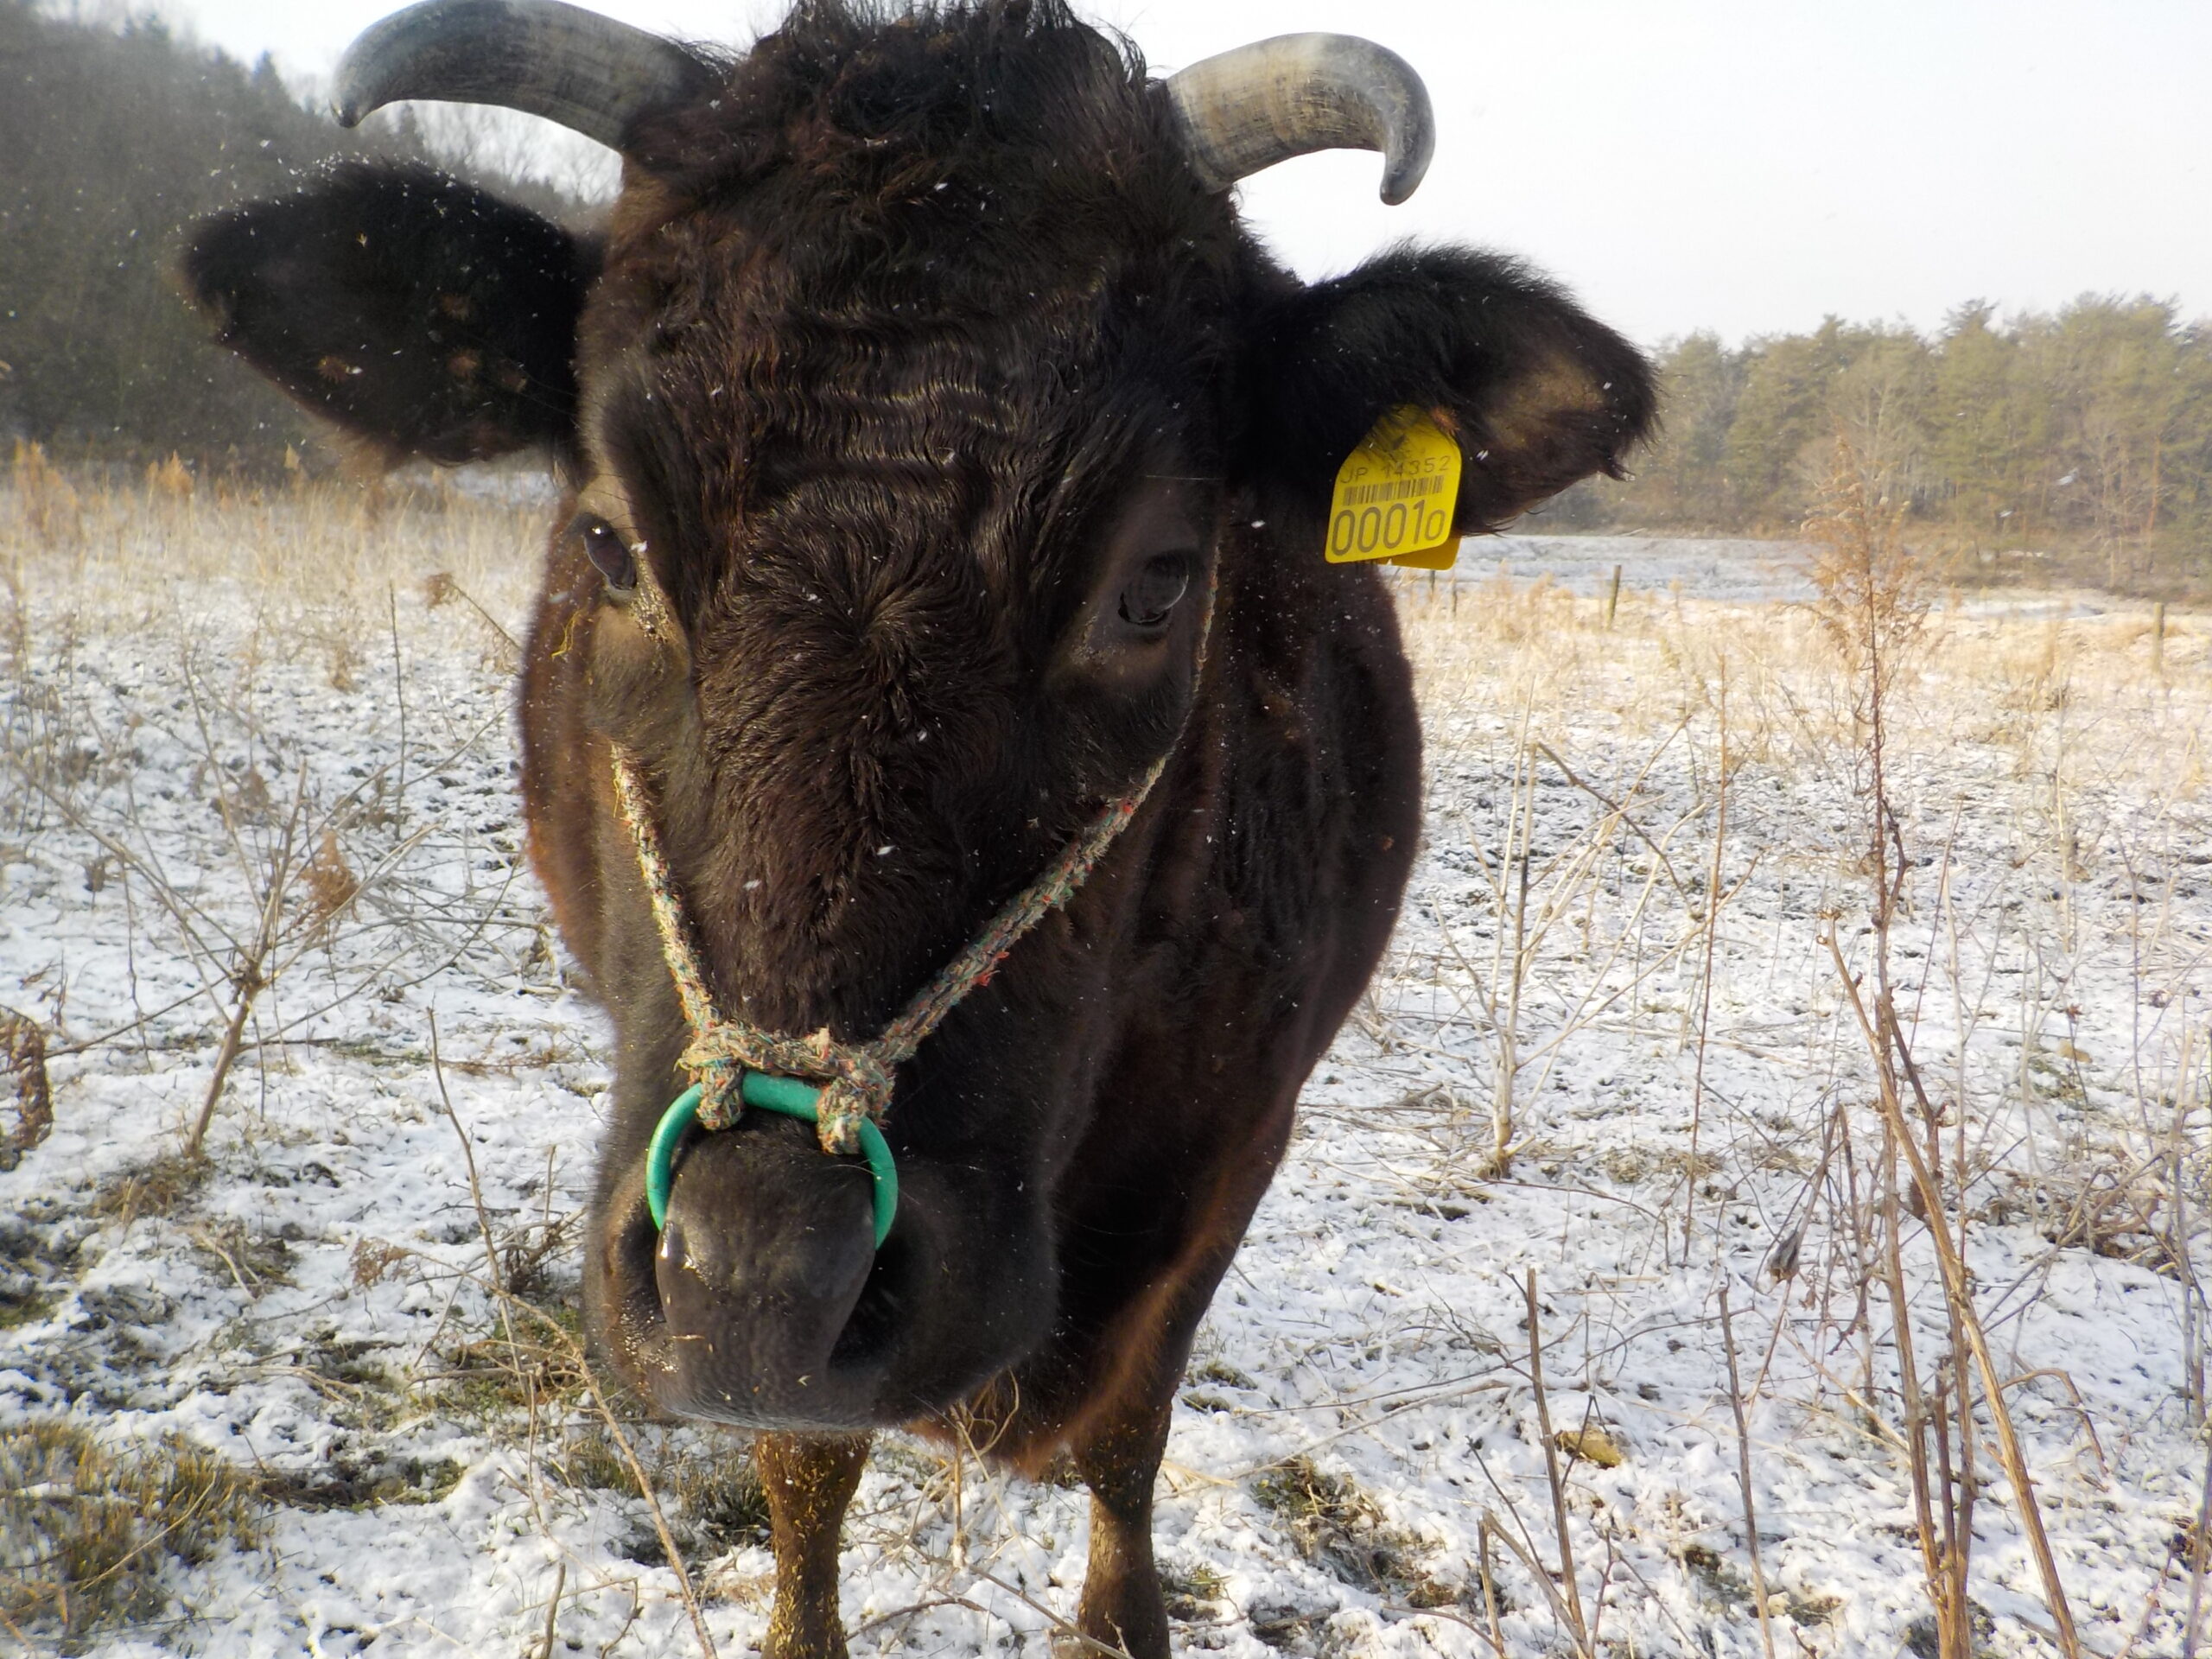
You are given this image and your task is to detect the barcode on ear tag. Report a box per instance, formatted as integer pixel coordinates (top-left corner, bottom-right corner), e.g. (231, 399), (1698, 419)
(1324, 407), (1463, 568)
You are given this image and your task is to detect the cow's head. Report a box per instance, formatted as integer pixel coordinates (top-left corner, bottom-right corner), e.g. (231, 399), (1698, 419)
(184, 0), (1652, 1430)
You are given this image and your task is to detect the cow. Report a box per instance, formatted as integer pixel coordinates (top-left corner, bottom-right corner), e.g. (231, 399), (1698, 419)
(181, 2), (1653, 1652)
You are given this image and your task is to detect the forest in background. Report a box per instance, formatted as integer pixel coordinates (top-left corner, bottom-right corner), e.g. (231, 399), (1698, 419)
(1553, 302), (2212, 594)
(4, 1), (2209, 594)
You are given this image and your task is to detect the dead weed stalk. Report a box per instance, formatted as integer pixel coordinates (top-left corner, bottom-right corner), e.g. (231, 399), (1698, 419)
(1808, 435), (2077, 1659)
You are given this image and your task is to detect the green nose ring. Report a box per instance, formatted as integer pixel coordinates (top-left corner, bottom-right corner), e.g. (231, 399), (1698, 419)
(645, 1071), (899, 1249)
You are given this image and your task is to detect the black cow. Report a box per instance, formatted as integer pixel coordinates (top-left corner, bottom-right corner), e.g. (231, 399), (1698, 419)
(183, 2), (1652, 1651)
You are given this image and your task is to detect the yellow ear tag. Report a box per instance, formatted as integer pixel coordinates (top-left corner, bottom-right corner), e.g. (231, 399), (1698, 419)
(1324, 407), (1463, 569)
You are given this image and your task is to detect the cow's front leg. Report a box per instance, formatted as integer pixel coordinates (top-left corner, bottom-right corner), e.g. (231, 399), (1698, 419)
(757, 1430), (870, 1659)
(1067, 1392), (1175, 1659)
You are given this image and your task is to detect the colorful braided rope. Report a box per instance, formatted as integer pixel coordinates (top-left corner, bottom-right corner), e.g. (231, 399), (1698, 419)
(612, 746), (1169, 1154)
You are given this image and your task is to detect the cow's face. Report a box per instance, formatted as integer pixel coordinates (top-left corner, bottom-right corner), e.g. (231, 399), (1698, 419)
(184, 0), (1652, 1429)
(573, 22), (1243, 1032)
(568, 86), (1240, 1421)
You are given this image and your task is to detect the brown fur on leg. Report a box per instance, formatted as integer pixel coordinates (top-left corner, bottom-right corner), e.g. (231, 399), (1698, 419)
(758, 1431), (870, 1659)
(1066, 1395), (1175, 1659)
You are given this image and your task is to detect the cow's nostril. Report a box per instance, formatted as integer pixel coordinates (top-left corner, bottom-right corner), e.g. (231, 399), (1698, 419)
(654, 1213), (731, 1348)
(657, 1215), (693, 1280)
(828, 1230), (907, 1370)
(599, 1177), (666, 1342)
(650, 1120), (880, 1405)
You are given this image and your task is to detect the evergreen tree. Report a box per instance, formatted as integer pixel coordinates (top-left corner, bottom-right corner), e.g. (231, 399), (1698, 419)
(1573, 297), (2212, 591)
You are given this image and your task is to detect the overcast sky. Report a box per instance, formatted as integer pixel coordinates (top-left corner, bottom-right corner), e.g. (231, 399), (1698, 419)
(147, 0), (2212, 346)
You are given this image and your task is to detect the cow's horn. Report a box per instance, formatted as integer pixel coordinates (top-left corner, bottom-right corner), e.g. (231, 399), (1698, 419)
(334, 0), (714, 150)
(1165, 34), (1433, 206)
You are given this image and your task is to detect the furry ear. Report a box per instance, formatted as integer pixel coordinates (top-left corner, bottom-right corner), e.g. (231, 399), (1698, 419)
(181, 162), (594, 467)
(1244, 246), (1655, 535)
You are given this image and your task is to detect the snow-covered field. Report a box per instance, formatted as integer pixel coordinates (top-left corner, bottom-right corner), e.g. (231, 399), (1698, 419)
(3, 481), (2209, 1657)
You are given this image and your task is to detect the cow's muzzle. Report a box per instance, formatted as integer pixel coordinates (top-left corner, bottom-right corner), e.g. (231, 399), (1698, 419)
(594, 1109), (910, 1427)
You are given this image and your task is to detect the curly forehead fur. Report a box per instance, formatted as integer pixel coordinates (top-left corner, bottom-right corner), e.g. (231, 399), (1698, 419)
(628, 0), (1211, 247)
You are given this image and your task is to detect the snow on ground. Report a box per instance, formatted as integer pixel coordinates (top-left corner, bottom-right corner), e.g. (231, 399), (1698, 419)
(2, 498), (2209, 1657)
(1469, 531), (2145, 620)
(1452, 534), (1818, 606)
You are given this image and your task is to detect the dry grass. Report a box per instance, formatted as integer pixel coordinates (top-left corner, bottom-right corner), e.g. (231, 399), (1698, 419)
(0, 1006), (51, 1171)
(0, 1419), (265, 1647)
(5, 449), (544, 630)
(1252, 1455), (1455, 1607)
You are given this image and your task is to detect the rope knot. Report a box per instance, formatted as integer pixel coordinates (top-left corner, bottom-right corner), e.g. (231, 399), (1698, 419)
(678, 1019), (895, 1152)
(616, 742), (1175, 1157)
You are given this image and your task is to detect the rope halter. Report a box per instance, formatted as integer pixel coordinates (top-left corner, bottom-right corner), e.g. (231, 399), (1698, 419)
(619, 572), (1216, 1245)
(617, 748), (1168, 1240)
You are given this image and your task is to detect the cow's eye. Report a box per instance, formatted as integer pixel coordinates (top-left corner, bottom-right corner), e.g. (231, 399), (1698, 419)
(571, 514), (638, 594)
(1117, 553), (1192, 630)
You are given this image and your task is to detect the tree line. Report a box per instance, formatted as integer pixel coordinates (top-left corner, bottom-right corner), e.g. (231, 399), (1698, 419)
(0, 0), (588, 467)
(1552, 301), (2212, 591)
(5, 2), (2209, 594)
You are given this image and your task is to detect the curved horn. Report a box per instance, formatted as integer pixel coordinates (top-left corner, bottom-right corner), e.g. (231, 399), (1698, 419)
(334, 0), (715, 150)
(1166, 34), (1433, 206)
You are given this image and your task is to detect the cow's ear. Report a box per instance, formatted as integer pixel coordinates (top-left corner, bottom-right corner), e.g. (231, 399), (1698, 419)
(1244, 246), (1655, 535)
(181, 162), (594, 468)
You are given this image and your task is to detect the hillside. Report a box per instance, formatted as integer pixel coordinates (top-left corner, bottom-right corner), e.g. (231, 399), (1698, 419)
(0, 1), (588, 465)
